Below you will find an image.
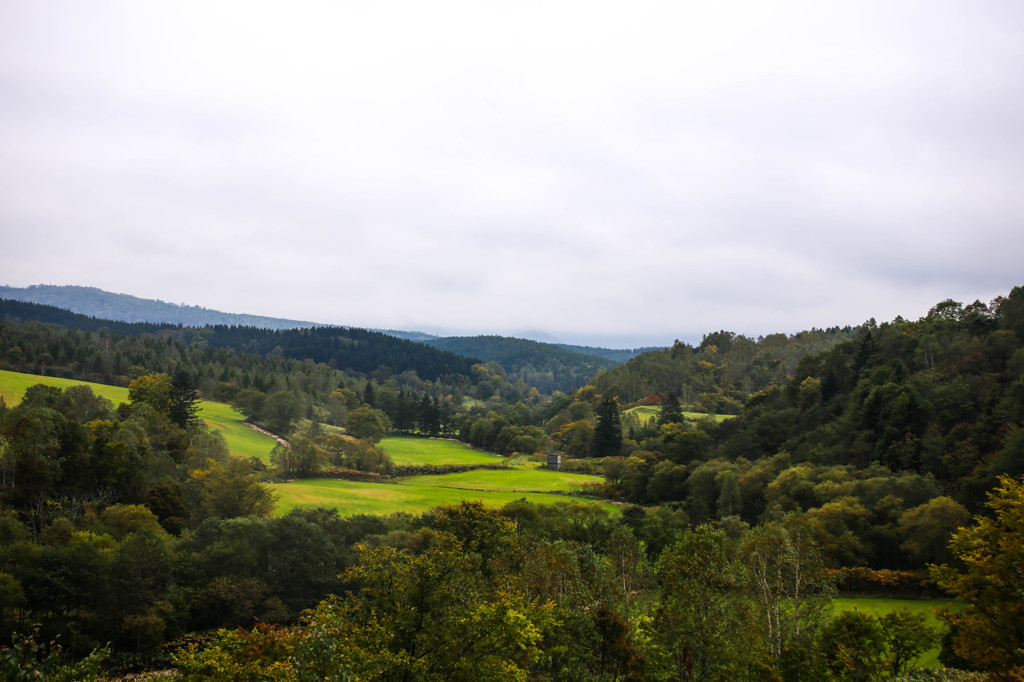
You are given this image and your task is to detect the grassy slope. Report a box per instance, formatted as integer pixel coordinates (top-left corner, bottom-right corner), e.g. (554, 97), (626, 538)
(0, 369), (276, 461)
(834, 597), (964, 669)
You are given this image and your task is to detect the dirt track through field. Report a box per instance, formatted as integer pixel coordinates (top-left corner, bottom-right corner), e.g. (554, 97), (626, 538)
(244, 422), (289, 447)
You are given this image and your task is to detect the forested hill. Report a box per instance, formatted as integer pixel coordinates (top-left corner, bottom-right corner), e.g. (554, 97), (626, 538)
(0, 299), (477, 382)
(0, 299), (173, 335)
(201, 326), (476, 381)
(592, 326), (864, 413)
(0, 284), (320, 329)
(705, 289), (1024, 511)
(423, 335), (619, 393)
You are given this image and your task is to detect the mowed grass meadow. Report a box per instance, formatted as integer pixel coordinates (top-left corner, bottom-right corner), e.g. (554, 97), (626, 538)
(270, 437), (613, 517)
(0, 369), (277, 461)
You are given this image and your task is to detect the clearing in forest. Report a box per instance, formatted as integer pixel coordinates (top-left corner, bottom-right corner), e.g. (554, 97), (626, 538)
(272, 436), (610, 517)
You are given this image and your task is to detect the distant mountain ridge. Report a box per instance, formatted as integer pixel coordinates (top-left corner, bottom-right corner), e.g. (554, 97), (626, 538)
(0, 284), (440, 341)
(0, 284), (320, 330)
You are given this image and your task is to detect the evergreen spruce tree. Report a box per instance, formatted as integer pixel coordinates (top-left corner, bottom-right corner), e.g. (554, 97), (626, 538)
(169, 368), (201, 430)
(658, 391), (683, 427)
(419, 395), (441, 436)
(591, 394), (622, 458)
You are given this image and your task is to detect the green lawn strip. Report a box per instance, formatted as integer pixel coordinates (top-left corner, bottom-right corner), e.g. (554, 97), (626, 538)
(833, 596), (964, 669)
(625, 405), (660, 422)
(0, 369), (276, 462)
(268, 478), (619, 517)
(400, 468), (602, 493)
(623, 405), (733, 424)
(380, 437), (506, 466)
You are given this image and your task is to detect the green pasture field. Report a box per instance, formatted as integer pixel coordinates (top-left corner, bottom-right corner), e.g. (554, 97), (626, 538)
(623, 405), (734, 424)
(833, 597), (964, 668)
(0, 369), (277, 462)
(380, 437), (506, 466)
(402, 467), (602, 493)
(268, 478), (619, 517)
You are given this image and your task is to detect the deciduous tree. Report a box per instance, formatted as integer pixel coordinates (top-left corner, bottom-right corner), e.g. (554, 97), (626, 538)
(652, 525), (755, 680)
(345, 407), (390, 443)
(931, 475), (1024, 677)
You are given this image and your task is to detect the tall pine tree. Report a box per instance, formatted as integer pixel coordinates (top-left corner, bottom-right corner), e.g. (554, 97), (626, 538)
(658, 391), (683, 426)
(169, 368), (201, 430)
(591, 394), (622, 458)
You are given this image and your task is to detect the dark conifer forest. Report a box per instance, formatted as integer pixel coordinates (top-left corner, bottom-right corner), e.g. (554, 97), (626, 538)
(1, 287), (1023, 680)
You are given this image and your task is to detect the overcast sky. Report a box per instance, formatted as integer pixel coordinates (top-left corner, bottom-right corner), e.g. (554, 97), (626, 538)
(2, 1), (1022, 348)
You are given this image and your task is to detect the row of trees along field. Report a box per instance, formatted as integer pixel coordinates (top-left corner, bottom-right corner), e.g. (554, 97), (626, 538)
(1, 287), (1024, 677)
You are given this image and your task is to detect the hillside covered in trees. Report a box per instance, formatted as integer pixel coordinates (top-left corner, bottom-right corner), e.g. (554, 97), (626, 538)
(0, 299), (477, 383)
(591, 326), (863, 413)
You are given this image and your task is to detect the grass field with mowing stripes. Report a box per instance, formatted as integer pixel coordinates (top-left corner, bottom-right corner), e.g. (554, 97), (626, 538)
(402, 467), (602, 493)
(268, 477), (618, 517)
